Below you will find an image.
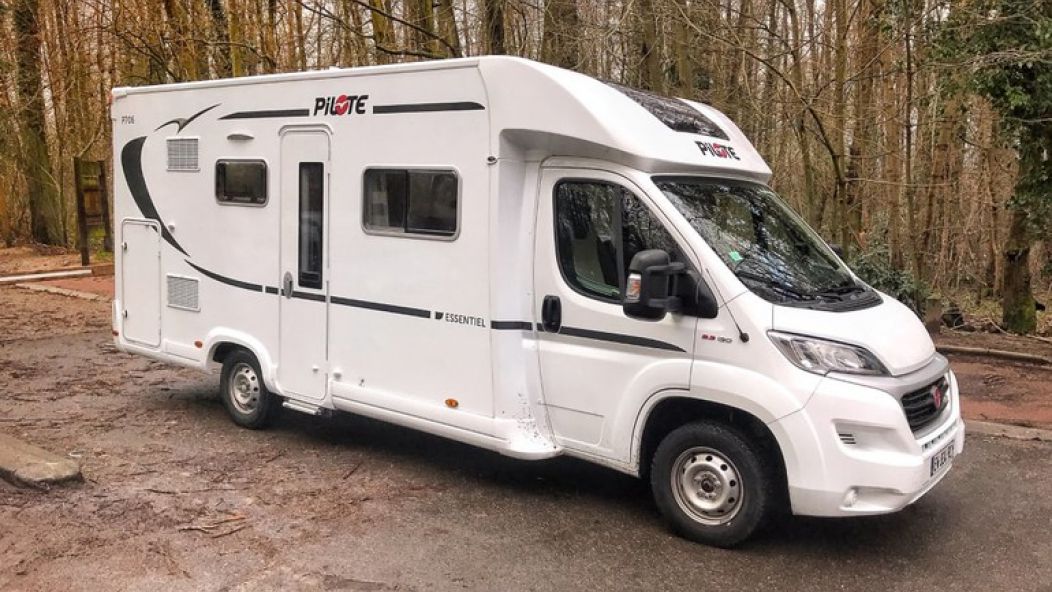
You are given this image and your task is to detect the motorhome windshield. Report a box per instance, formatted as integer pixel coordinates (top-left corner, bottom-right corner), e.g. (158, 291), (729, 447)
(654, 177), (877, 309)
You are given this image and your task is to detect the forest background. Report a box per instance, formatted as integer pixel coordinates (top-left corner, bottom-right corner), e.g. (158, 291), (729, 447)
(0, 0), (1048, 331)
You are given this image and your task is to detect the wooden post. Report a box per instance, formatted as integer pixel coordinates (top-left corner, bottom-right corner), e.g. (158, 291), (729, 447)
(74, 157), (90, 266)
(98, 161), (113, 252)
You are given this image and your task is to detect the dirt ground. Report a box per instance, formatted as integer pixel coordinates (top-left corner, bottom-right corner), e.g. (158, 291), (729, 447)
(0, 247), (83, 276)
(2, 286), (1051, 591)
(933, 330), (1052, 429)
(29, 276), (115, 299)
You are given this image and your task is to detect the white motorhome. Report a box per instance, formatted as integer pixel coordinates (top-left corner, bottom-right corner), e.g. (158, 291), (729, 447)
(111, 56), (963, 547)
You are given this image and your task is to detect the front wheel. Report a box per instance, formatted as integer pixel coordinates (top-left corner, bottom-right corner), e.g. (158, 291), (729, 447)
(650, 420), (775, 547)
(219, 350), (279, 429)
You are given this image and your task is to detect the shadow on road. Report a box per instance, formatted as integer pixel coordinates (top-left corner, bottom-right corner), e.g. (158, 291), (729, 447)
(160, 381), (956, 557)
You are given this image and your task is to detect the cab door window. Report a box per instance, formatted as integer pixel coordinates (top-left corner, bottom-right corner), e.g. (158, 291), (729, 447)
(555, 180), (679, 302)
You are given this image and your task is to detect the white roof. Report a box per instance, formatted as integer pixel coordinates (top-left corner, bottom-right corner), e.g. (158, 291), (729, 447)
(113, 56), (772, 181)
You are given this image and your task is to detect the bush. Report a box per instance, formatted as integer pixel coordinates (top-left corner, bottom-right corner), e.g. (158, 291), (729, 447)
(847, 246), (930, 315)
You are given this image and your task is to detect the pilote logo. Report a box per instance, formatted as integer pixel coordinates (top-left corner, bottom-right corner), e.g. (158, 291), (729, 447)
(696, 141), (741, 161)
(313, 94), (369, 116)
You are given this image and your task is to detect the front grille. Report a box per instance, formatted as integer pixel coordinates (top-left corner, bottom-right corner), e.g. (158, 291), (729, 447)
(901, 377), (950, 431)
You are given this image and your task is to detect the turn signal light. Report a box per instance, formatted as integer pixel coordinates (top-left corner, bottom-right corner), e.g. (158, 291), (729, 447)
(194, 340), (203, 349)
(445, 398), (459, 409)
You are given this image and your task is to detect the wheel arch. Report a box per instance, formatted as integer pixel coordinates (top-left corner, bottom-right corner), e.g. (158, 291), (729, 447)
(203, 330), (277, 393)
(634, 395), (789, 504)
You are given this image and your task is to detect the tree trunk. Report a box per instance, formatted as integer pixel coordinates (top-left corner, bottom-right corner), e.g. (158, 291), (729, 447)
(483, 0), (505, 55)
(1002, 207), (1035, 333)
(208, 0), (233, 77)
(14, 0), (63, 245)
(1001, 129), (1047, 334)
(541, 0), (579, 69)
(637, 0), (662, 92)
(435, 0), (461, 57)
(368, 0), (395, 64)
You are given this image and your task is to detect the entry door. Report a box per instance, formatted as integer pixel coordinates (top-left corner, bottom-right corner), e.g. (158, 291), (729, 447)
(533, 168), (696, 451)
(278, 130), (330, 401)
(120, 219), (161, 347)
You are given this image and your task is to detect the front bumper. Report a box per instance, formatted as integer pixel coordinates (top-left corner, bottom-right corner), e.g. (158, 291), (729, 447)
(770, 357), (964, 517)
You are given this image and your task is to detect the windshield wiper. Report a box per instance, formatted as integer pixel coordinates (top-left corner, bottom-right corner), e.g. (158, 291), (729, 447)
(735, 270), (816, 302)
(813, 282), (867, 300)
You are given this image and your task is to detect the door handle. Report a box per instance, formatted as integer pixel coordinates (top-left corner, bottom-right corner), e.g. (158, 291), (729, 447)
(282, 271), (293, 298)
(541, 295), (561, 332)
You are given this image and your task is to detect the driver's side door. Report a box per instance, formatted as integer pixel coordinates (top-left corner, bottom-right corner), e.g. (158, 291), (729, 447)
(533, 168), (697, 455)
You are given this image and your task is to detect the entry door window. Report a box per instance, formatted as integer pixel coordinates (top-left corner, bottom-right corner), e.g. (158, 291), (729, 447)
(554, 180), (679, 302)
(298, 162), (324, 289)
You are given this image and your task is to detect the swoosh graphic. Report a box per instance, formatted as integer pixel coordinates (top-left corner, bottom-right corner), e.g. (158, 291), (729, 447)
(154, 103), (220, 132)
(121, 136), (189, 256)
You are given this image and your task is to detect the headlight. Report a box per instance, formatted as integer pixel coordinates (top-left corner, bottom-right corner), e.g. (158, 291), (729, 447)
(768, 331), (888, 376)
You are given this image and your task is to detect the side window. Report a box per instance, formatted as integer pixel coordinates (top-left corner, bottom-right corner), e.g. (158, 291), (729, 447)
(298, 163), (324, 289)
(363, 169), (458, 237)
(215, 160), (267, 205)
(555, 180), (680, 302)
(554, 182), (621, 300)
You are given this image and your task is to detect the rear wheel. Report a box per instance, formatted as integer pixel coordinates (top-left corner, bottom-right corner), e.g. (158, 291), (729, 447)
(219, 350), (279, 429)
(650, 420), (774, 547)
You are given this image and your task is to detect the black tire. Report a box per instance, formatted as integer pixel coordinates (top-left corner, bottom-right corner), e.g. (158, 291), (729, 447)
(650, 420), (774, 548)
(219, 349), (279, 429)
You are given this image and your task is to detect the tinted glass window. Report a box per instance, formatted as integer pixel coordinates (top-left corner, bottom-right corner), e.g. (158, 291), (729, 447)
(298, 162), (324, 289)
(364, 169), (458, 237)
(555, 181), (680, 301)
(216, 160), (267, 205)
(555, 182), (621, 300)
(608, 83), (729, 140)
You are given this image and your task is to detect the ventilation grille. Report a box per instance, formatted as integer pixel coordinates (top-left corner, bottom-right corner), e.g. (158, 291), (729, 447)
(167, 275), (200, 311)
(167, 138), (199, 171)
(901, 377), (950, 432)
(837, 433), (857, 445)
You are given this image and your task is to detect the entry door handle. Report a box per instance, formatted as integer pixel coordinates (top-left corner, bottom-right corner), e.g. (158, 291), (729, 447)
(282, 271), (293, 299)
(541, 295), (561, 332)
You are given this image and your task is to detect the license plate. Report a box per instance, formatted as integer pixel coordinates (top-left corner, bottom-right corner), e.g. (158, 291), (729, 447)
(930, 442), (956, 477)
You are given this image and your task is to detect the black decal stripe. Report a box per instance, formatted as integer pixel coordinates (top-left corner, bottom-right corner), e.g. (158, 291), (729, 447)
(373, 102), (485, 114)
(292, 291), (326, 302)
(492, 320), (684, 353)
(557, 326), (686, 352)
(491, 320), (533, 331)
(186, 261), (263, 292)
(264, 286), (280, 295)
(121, 137), (189, 256)
(155, 103), (220, 132)
(219, 109), (310, 120)
(331, 296), (431, 318)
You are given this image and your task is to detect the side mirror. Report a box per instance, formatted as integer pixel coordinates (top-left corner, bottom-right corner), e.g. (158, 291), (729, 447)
(623, 250), (684, 320)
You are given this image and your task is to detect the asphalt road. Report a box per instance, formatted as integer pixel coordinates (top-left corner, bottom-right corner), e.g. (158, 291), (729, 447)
(259, 417), (1052, 592)
(1, 287), (1050, 591)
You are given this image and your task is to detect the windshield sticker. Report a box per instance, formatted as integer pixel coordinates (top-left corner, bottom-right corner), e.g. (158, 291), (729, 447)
(728, 250), (744, 263)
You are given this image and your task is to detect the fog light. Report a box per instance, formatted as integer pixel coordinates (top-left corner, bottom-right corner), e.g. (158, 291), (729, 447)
(844, 488), (859, 508)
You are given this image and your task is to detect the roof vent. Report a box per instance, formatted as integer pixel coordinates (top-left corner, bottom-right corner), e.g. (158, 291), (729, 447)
(608, 83), (729, 140)
(167, 138), (199, 172)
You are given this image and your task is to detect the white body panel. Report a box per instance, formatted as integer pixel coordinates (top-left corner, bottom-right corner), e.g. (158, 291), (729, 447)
(111, 56), (961, 517)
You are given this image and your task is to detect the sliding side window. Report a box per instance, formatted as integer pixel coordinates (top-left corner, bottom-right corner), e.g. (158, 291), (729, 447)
(363, 169), (458, 238)
(215, 160), (267, 205)
(554, 180), (680, 302)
